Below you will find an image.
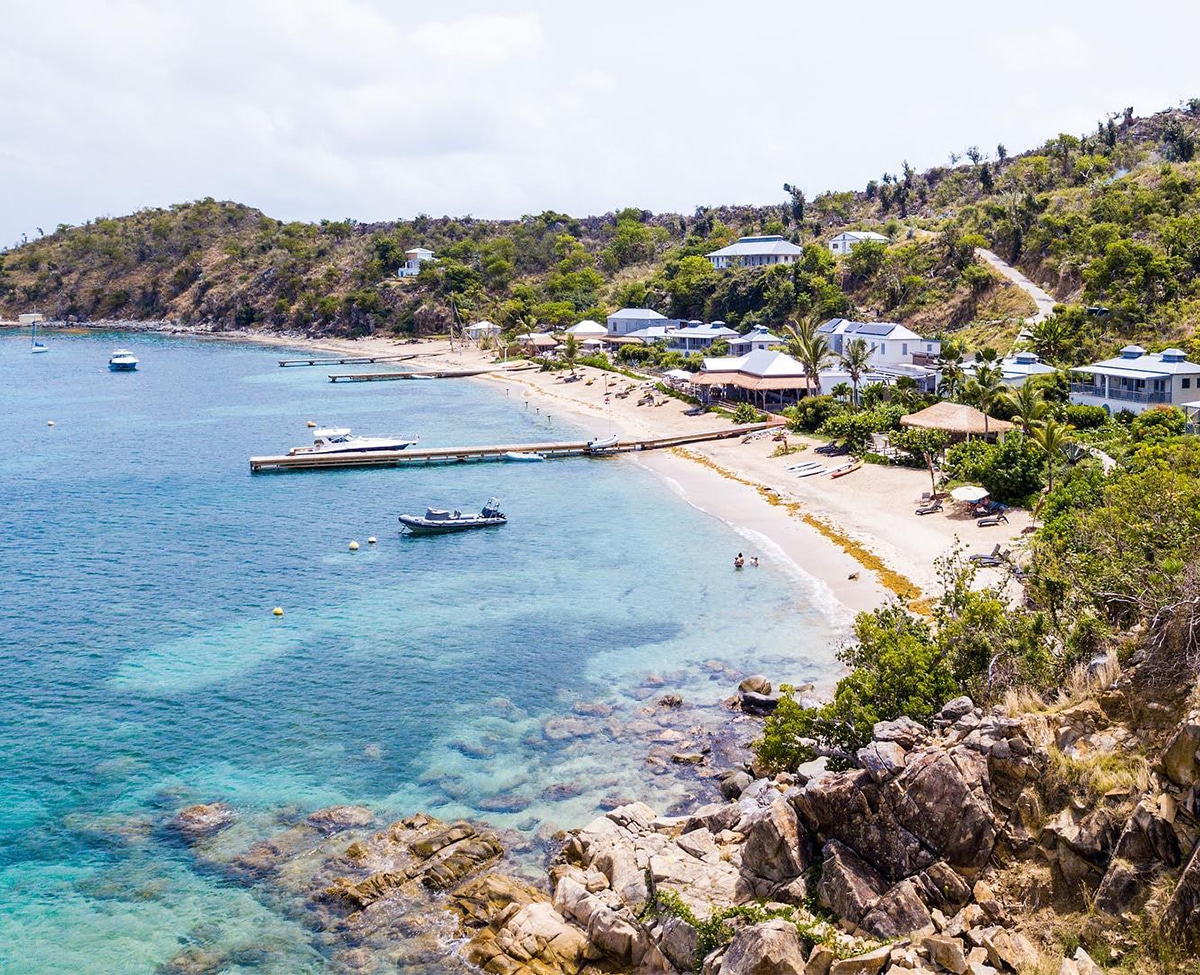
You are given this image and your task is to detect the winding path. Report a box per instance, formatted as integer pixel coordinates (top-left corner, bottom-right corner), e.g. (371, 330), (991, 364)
(975, 248), (1057, 323)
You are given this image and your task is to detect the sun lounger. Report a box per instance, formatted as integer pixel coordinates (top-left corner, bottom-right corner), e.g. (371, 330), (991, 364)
(977, 513), (1009, 527)
(969, 544), (1002, 563)
(915, 500), (943, 515)
(814, 442), (841, 455)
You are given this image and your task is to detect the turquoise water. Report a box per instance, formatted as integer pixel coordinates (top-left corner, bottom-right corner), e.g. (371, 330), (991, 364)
(0, 329), (843, 973)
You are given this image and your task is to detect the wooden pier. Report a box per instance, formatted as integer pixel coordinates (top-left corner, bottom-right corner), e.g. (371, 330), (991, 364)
(278, 353), (423, 367)
(249, 422), (782, 472)
(327, 365), (534, 382)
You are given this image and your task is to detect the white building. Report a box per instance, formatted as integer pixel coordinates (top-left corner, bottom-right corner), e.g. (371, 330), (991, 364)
(606, 307), (681, 336)
(817, 318), (941, 366)
(1069, 345), (1200, 414)
(396, 247), (436, 278)
(694, 349), (813, 405)
(706, 235), (804, 270)
(727, 325), (783, 355)
(665, 321), (740, 353)
(566, 319), (608, 338)
(828, 231), (889, 256)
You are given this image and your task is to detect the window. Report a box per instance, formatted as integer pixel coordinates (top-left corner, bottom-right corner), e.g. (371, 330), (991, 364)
(1184, 378), (1192, 389)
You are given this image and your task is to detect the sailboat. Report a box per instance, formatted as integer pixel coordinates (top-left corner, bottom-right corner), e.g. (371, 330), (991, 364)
(30, 320), (48, 354)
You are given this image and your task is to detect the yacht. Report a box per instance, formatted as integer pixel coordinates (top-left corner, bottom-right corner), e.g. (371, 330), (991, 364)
(289, 427), (419, 455)
(399, 499), (507, 535)
(108, 349), (139, 371)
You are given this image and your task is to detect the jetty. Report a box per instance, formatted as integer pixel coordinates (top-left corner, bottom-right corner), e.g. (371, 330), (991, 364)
(277, 353), (422, 367)
(327, 365), (534, 382)
(249, 422), (781, 472)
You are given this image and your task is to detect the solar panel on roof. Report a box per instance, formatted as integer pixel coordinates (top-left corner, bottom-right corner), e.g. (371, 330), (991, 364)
(856, 323), (894, 336)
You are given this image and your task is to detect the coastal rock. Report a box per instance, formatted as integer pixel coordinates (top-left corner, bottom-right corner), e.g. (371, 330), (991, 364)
(658, 914), (699, 971)
(170, 802), (235, 841)
(740, 798), (810, 885)
(543, 717), (595, 741)
(465, 900), (590, 974)
(306, 805), (375, 832)
(740, 691), (780, 715)
(859, 878), (933, 939)
(721, 918), (808, 974)
(922, 933), (968, 974)
(719, 770), (753, 800)
(827, 945), (891, 975)
(739, 675), (773, 696)
(817, 840), (886, 924)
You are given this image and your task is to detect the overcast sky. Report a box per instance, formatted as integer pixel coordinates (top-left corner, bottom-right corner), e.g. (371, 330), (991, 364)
(2, 0), (1198, 246)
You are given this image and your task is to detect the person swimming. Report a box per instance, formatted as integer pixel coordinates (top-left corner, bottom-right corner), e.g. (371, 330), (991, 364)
(734, 552), (745, 569)
(750, 556), (759, 567)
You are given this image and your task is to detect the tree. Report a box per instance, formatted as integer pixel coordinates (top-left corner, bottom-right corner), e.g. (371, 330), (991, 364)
(1004, 378), (1048, 434)
(782, 317), (832, 396)
(782, 183), (806, 222)
(831, 381), (852, 403)
(562, 333), (579, 376)
(1031, 418), (1073, 494)
(964, 364), (1005, 436)
(840, 337), (873, 409)
(996, 143), (1008, 164)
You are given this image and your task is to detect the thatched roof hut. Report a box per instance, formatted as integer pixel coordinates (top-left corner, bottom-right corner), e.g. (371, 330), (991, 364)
(900, 402), (1012, 439)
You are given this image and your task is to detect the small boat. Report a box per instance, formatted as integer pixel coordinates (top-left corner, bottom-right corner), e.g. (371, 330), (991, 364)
(830, 461), (862, 479)
(108, 349), (139, 371)
(586, 434), (619, 455)
(794, 465), (827, 478)
(408, 373), (436, 380)
(30, 321), (48, 354)
(786, 461), (823, 472)
(503, 451), (545, 462)
(399, 498), (507, 535)
(289, 427), (419, 456)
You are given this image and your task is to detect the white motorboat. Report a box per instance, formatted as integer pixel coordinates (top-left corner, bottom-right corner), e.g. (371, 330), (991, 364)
(503, 451), (545, 462)
(289, 427), (419, 456)
(108, 349), (138, 371)
(399, 498), (507, 535)
(586, 434), (619, 455)
(30, 321), (48, 354)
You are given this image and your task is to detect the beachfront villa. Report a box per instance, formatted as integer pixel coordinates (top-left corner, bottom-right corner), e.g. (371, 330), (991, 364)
(693, 349), (812, 407)
(828, 230), (889, 255)
(665, 321), (740, 353)
(565, 320), (608, 338)
(1069, 345), (1200, 414)
(817, 318), (941, 366)
(396, 247), (436, 278)
(727, 325), (783, 355)
(706, 235), (804, 270)
(606, 307), (682, 336)
(464, 321), (501, 342)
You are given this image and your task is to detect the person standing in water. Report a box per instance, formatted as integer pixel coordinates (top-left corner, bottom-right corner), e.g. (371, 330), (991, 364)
(734, 553), (745, 569)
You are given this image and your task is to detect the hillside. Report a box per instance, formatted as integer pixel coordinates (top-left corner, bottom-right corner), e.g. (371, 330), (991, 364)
(3, 103), (1200, 364)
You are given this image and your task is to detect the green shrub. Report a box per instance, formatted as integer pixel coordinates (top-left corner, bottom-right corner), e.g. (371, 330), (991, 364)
(1062, 404), (1109, 429)
(788, 395), (843, 432)
(943, 438), (994, 483)
(1132, 405), (1186, 443)
(733, 403), (762, 424)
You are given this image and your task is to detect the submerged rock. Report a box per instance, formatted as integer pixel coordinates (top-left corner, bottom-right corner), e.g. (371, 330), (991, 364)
(170, 803), (236, 842)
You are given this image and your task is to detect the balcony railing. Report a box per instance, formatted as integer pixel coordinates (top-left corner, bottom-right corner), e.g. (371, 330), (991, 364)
(1069, 383), (1169, 404)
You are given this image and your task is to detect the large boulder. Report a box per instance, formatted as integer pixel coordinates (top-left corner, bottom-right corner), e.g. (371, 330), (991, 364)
(739, 798), (811, 885)
(720, 918), (808, 974)
(859, 878), (933, 939)
(171, 802), (236, 841)
(817, 840), (886, 924)
(465, 900), (590, 974)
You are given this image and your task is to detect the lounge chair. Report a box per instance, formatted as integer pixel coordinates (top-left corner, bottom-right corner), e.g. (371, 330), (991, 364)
(814, 441), (841, 455)
(915, 499), (943, 515)
(977, 512), (1009, 527)
(969, 543), (1002, 563)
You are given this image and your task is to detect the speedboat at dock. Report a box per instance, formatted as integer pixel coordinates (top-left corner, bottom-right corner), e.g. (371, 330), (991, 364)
(399, 498), (507, 535)
(586, 435), (619, 455)
(289, 427), (419, 455)
(503, 451), (545, 462)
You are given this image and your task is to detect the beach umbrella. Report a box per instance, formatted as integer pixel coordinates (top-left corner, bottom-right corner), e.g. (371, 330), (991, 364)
(950, 485), (990, 503)
(663, 369), (692, 381)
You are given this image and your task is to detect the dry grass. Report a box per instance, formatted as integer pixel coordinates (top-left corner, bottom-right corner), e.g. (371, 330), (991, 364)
(1041, 744), (1151, 807)
(1001, 656), (1122, 718)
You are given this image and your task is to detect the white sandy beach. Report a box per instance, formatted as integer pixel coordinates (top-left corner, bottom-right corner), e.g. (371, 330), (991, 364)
(247, 332), (1034, 623)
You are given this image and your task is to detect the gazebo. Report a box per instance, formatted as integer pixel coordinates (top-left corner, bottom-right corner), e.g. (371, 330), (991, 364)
(566, 319), (608, 338)
(899, 402), (1013, 440)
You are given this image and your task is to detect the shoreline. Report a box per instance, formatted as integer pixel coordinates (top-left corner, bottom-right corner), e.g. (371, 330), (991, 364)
(14, 322), (1034, 626)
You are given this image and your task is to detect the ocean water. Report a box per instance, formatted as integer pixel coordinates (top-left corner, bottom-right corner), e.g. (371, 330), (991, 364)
(0, 329), (845, 973)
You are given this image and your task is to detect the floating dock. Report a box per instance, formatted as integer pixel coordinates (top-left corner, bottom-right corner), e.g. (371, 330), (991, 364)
(278, 353), (423, 367)
(249, 422), (782, 472)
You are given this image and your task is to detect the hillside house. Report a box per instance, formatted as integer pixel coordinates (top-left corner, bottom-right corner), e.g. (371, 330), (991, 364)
(606, 308), (681, 336)
(828, 231), (888, 256)
(817, 319), (941, 366)
(727, 325), (783, 355)
(665, 321), (739, 353)
(1069, 345), (1200, 414)
(396, 247), (436, 278)
(706, 235), (803, 270)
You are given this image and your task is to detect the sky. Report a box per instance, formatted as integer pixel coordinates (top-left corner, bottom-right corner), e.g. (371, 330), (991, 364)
(2, 0), (1199, 246)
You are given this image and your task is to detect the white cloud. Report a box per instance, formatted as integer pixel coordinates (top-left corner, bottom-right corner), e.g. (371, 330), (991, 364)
(412, 12), (543, 64)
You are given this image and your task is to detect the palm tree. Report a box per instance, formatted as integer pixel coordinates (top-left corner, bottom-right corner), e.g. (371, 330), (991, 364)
(830, 382), (852, 403)
(969, 364), (1006, 437)
(938, 361), (965, 401)
(1004, 378), (1048, 434)
(840, 337), (873, 409)
(1031, 418), (1074, 494)
(890, 375), (920, 409)
(782, 318), (832, 397)
(562, 333), (579, 376)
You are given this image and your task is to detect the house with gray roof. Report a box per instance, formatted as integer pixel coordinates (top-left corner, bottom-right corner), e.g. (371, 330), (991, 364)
(665, 321), (739, 353)
(706, 235), (803, 270)
(817, 318), (941, 367)
(828, 231), (889, 256)
(727, 325), (783, 355)
(1070, 345), (1200, 414)
(606, 307), (682, 336)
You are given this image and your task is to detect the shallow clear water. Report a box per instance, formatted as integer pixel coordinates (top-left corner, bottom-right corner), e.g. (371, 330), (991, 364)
(0, 329), (844, 973)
